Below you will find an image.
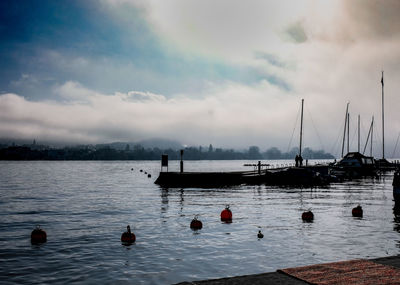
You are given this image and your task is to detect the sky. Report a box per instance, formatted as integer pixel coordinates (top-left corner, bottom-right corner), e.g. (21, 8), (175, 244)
(1, 0), (400, 157)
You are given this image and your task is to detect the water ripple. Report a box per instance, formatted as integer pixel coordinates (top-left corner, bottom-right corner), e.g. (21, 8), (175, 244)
(0, 160), (399, 284)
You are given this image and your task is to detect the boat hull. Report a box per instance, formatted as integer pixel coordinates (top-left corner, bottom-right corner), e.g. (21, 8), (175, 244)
(394, 186), (400, 201)
(155, 171), (247, 188)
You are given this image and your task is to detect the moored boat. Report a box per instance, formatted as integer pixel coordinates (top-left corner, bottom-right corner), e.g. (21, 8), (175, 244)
(375, 158), (398, 171)
(393, 170), (400, 201)
(330, 152), (377, 178)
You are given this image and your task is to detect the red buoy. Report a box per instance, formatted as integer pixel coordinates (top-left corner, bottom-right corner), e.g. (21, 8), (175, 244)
(190, 216), (203, 230)
(302, 210), (314, 222)
(31, 226), (47, 244)
(121, 225), (136, 244)
(352, 205), (363, 217)
(220, 205), (232, 222)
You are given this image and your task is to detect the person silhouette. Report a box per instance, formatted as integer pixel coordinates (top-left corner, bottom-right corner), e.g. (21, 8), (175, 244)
(299, 155), (303, 166)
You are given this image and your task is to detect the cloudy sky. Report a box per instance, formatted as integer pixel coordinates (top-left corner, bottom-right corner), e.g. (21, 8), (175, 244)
(1, 0), (400, 157)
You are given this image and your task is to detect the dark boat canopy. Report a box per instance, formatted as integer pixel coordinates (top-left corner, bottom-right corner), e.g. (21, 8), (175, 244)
(340, 152), (374, 166)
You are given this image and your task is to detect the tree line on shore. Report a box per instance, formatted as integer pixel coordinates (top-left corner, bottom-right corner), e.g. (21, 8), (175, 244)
(0, 143), (334, 160)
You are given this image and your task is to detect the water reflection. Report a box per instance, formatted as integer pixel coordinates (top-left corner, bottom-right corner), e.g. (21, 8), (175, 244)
(160, 188), (187, 215)
(3, 161), (400, 285)
(393, 203), (400, 233)
(179, 189), (184, 214)
(160, 188), (169, 214)
(392, 202), (400, 250)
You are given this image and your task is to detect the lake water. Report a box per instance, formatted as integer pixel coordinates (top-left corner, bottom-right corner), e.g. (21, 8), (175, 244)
(0, 160), (399, 284)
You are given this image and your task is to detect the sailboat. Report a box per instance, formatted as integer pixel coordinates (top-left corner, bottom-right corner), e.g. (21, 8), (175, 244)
(155, 99), (330, 187)
(330, 103), (376, 178)
(263, 99), (330, 186)
(375, 71), (397, 171)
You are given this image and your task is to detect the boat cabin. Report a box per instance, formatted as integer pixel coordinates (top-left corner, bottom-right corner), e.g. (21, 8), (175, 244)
(338, 152), (375, 168)
(331, 152), (376, 178)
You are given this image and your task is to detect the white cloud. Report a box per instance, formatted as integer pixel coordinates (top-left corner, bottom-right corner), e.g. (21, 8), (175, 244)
(2, 74), (400, 157)
(0, 81), (295, 148)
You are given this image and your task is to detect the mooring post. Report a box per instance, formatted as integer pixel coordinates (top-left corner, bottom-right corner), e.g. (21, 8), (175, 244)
(180, 149), (184, 173)
(258, 161), (261, 175)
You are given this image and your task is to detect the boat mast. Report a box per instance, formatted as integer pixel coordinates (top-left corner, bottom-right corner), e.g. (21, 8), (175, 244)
(363, 116), (374, 156)
(371, 116), (374, 156)
(299, 99), (304, 157)
(347, 113), (350, 153)
(381, 71), (385, 159)
(341, 102), (349, 157)
(358, 114), (360, 153)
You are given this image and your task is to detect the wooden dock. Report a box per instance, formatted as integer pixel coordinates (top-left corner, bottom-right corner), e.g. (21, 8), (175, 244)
(154, 165), (330, 188)
(176, 256), (400, 284)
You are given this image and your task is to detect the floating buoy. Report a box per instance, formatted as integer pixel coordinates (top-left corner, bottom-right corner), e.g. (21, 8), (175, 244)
(190, 216), (203, 230)
(145, 172), (147, 174)
(257, 230), (264, 238)
(140, 169), (143, 172)
(220, 205), (232, 222)
(147, 174), (151, 178)
(131, 168), (133, 171)
(302, 210), (314, 222)
(121, 225), (136, 244)
(31, 226), (47, 244)
(352, 205), (363, 217)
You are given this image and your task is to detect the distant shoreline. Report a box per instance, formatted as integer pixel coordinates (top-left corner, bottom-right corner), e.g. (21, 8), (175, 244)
(0, 145), (335, 161)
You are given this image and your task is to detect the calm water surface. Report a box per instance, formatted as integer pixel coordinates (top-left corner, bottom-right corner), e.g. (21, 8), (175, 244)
(0, 160), (399, 284)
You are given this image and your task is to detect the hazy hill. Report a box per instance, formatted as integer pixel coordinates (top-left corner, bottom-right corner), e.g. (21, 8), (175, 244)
(97, 138), (183, 150)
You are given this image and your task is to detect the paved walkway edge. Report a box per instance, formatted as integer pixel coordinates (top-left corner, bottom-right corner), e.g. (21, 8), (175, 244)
(174, 255), (400, 285)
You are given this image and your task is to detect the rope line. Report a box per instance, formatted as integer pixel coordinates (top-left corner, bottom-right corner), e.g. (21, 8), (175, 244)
(392, 131), (400, 158)
(306, 106), (325, 151)
(330, 119), (346, 157)
(287, 105), (301, 153)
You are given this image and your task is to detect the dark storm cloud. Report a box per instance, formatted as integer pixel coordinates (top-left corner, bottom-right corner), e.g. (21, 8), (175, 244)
(311, 0), (400, 44)
(344, 0), (400, 39)
(284, 22), (308, 43)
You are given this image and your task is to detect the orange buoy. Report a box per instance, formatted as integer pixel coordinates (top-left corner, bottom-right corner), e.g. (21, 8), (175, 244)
(121, 225), (136, 244)
(31, 226), (47, 244)
(257, 230), (264, 238)
(352, 205), (363, 217)
(220, 205), (232, 222)
(190, 216), (203, 230)
(302, 210), (314, 222)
